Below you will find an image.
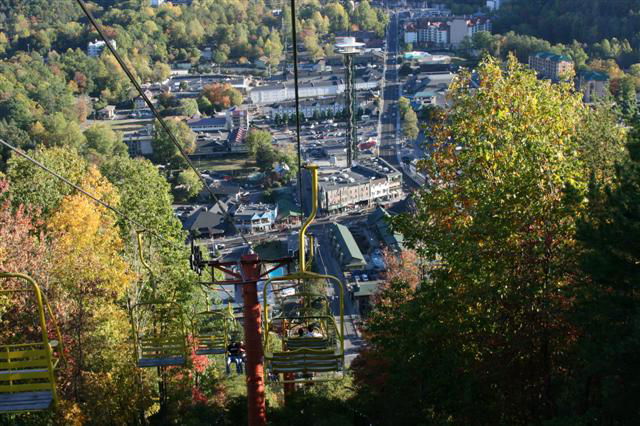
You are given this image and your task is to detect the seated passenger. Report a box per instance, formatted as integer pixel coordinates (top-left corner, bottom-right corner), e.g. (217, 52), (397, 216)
(226, 340), (244, 374)
(305, 324), (322, 338)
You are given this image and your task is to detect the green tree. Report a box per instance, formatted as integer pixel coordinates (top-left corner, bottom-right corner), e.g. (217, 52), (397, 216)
(398, 97), (411, 116)
(617, 75), (637, 119)
(402, 108), (419, 140)
(246, 129), (272, 157)
(572, 115), (640, 423)
(151, 118), (196, 169)
(176, 168), (204, 199)
(369, 56), (591, 423)
(6, 146), (87, 216)
(83, 123), (128, 161)
(255, 143), (278, 172)
(178, 98), (200, 117)
(323, 2), (349, 33)
(33, 112), (86, 150)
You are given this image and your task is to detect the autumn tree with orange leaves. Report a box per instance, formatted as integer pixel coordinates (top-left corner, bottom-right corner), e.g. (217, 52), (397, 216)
(199, 83), (243, 113)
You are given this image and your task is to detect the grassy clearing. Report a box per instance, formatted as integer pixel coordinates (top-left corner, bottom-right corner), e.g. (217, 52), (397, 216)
(193, 156), (257, 172)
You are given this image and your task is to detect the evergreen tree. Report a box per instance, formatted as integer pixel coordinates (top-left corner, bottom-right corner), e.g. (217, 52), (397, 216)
(572, 114), (640, 422)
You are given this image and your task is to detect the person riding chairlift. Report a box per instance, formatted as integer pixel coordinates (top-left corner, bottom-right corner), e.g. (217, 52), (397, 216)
(226, 339), (245, 374)
(305, 324), (322, 338)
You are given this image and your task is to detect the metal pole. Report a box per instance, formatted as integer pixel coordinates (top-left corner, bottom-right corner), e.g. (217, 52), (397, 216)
(350, 55), (358, 164)
(240, 253), (267, 426)
(290, 0), (303, 214)
(345, 54), (353, 168)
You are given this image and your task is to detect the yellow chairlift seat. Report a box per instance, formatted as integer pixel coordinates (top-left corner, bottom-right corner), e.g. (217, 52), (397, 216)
(0, 273), (64, 413)
(193, 305), (235, 356)
(132, 301), (188, 368)
(261, 164), (346, 384)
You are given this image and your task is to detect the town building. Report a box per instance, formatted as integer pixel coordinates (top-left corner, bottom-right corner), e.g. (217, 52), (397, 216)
(97, 105), (116, 120)
(87, 39), (116, 57)
(226, 107), (250, 129)
(352, 280), (384, 317)
(123, 126), (154, 157)
(404, 23), (418, 44)
(186, 116), (228, 133)
(150, 0), (164, 6)
(317, 157), (403, 214)
(227, 128), (248, 153)
(449, 17), (491, 46)
(182, 207), (226, 239)
(368, 207), (404, 253)
(249, 74), (380, 104)
(577, 71), (609, 103)
(529, 52), (574, 80)
(417, 20), (449, 46)
(233, 203), (278, 234)
(328, 223), (366, 270)
(405, 16), (491, 47)
(268, 98), (346, 121)
(133, 90), (155, 109)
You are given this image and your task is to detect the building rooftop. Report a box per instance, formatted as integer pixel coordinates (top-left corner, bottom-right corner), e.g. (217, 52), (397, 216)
(368, 207), (404, 251)
(234, 203), (277, 221)
(331, 223), (366, 268)
(319, 158), (401, 190)
(187, 116), (227, 127)
(579, 70), (609, 81)
(182, 208), (225, 235)
(353, 281), (383, 298)
(533, 51), (572, 63)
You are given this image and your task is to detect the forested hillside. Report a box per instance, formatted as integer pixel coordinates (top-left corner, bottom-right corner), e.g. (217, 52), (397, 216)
(495, 0), (640, 45)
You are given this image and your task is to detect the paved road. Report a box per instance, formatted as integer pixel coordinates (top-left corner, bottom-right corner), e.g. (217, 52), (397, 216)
(379, 12), (423, 191)
(311, 223), (364, 367)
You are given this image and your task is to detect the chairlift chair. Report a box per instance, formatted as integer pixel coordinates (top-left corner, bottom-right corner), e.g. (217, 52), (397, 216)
(261, 164), (346, 384)
(193, 303), (237, 356)
(131, 301), (188, 368)
(0, 272), (64, 413)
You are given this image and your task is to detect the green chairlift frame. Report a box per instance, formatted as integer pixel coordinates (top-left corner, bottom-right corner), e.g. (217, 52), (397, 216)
(0, 272), (64, 413)
(262, 164), (345, 384)
(131, 301), (188, 368)
(130, 231), (188, 368)
(192, 303), (236, 356)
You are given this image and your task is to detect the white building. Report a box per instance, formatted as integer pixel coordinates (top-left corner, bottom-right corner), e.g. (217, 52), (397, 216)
(87, 39), (116, 57)
(418, 21), (450, 45)
(449, 17), (491, 46)
(226, 107), (250, 129)
(233, 204), (278, 234)
(133, 90), (155, 110)
(404, 23), (418, 44)
(269, 99), (345, 121)
(250, 79), (379, 105)
(150, 0), (165, 5)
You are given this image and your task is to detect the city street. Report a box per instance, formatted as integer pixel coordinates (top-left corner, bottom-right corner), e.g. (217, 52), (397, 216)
(311, 223), (364, 367)
(379, 12), (423, 190)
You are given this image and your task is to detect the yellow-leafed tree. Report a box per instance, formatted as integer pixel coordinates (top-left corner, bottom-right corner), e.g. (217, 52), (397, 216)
(48, 166), (152, 423)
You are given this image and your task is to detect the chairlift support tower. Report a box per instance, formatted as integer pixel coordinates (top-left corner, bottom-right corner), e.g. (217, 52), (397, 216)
(335, 37), (364, 168)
